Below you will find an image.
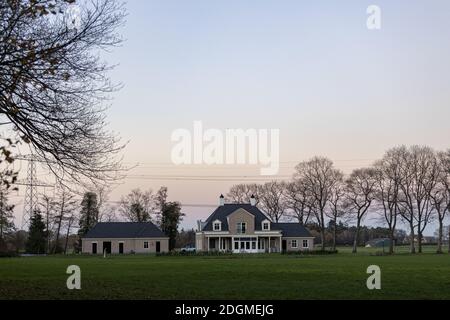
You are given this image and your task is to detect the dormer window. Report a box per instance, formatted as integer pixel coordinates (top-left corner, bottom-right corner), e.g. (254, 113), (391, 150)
(213, 220), (222, 231)
(262, 219), (270, 231)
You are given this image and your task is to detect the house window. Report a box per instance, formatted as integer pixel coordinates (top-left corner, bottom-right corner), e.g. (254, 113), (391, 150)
(302, 240), (308, 248)
(234, 242), (239, 250)
(237, 222), (246, 234)
(262, 222), (270, 230)
(213, 222), (221, 231)
(144, 241), (149, 249)
(291, 240), (298, 248)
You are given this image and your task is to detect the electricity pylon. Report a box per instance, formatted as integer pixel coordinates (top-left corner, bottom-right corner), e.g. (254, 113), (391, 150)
(15, 155), (53, 229)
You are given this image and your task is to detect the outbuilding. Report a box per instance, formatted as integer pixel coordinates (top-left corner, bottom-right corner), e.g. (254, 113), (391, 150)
(82, 222), (169, 254)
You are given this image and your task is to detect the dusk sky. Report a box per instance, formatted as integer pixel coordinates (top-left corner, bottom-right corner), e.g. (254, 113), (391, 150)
(13, 0), (450, 234)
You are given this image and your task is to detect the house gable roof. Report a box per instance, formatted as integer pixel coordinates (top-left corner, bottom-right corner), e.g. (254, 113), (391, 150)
(83, 222), (167, 239)
(202, 204), (271, 231)
(272, 223), (313, 237)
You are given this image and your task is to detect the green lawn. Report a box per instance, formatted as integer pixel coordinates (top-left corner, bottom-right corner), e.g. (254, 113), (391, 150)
(1, 247), (449, 300)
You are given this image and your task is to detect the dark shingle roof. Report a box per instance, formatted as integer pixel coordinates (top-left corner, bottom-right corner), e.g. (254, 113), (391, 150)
(272, 223), (313, 237)
(83, 222), (167, 239)
(202, 204), (270, 231)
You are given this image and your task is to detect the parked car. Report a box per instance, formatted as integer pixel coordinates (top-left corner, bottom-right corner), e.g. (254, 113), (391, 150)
(180, 244), (196, 253)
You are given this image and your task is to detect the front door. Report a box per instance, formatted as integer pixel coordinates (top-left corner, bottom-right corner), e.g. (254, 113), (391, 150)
(156, 241), (161, 253)
(119, 242), (124, 254)
(103, 241), (112, 254)
(282, 240), (287, 252)
(92, 242), (97, 254)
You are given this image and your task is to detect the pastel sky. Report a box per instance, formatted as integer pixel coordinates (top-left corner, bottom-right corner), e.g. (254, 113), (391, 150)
(12, 0), (450, 234)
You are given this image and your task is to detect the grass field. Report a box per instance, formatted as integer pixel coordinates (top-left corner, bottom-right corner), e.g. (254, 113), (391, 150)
(1, 246), (449, 300)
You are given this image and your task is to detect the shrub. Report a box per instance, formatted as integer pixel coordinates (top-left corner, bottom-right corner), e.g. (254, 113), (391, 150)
(0, 251), (20, 258)
(282, 249), (338, 255)
(156, 250), (233, 257)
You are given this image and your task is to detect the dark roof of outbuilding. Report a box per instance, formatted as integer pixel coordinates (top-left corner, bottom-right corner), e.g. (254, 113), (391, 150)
(202, 204), (270, 231)
(272, 223), (313, 237)
(83, 222), (167, 239)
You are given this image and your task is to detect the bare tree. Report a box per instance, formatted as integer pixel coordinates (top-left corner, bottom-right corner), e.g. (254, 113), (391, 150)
(52, 187), (77, 253)
(99, 206), (119, 222)
(398, 146), (439, 253)
(226, 184), (260, 204)
(119, 189), (155, 222)
(0, 0), (126, 187)
(345, 168), (377, 253)
(373, 148), (404, 254)
(63, 213), (76, 254)
(430, 151), (450, 253)
(326, 177), (345, 251)
(283, 180), (313, 225)
(39, 194), (55, 254)
(294, 157), (342, 250)
(257, 181), (287, 223)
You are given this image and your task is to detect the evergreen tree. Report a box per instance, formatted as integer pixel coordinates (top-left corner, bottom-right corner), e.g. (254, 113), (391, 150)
(26, 212), (47, 254)
(0, 189), (15, 241)
(159, 202), (184, 251)
(76, 192), (99, 252)
(78, 192), (99, 236)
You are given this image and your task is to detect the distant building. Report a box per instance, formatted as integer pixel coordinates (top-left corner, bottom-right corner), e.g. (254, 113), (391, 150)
(82, 222), (169, 254)
(365, 238), (394, 248)
(195, 195), (314, 253)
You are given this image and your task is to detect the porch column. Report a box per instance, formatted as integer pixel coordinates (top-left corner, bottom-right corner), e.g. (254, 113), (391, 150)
(219, 236), (221, 251)
(280, 237), (282, 253)
(207, 236), (209, 251)
(269, 236), (271, 253)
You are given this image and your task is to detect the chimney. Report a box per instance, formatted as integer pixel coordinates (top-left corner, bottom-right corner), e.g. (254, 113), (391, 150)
(250, 194), (256, 206)
(219, 194), (225, 206)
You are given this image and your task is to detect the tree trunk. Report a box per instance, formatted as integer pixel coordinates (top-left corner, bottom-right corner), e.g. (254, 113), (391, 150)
(64, 227), (69, 254)
(352, 219), (360, 254)
(53, 216), (62, 254)
(389, 229), (395, 254)
(53, 197), (66, 254)
(320, 210), (326, 251)
(320, 228), (325, 251)
(332, 219), (337, 251)
(417, 231), (422, 253)
(448, 226), (450, 254)
(437, 219), (443, 254)
(409, 221), (416, 254)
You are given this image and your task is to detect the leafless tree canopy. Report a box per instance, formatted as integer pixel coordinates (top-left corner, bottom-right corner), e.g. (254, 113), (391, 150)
(294, 156), (343, 250)
(257, 181), (286, 223)
(223, 146), (449, 254)
(283, 180), (313, 225)
(226, 183), (260, 204)
(119, 189), (155, 223)
(373, 149), (404, 254)
(430, 151), (450, 253)
(0, 0), (126, 187)
(344, 167), (377, 253)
